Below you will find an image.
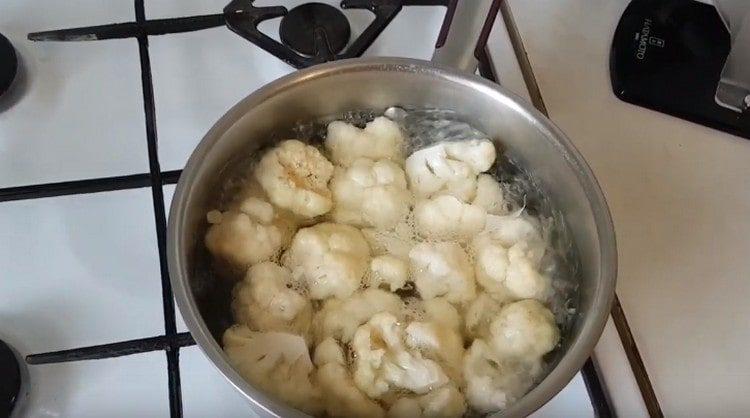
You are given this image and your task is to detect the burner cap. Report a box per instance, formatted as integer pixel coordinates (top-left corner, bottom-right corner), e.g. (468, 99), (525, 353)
(279, 3), (350, 57)
(0, 33), (18, 97)
(0, 340), (21, 417)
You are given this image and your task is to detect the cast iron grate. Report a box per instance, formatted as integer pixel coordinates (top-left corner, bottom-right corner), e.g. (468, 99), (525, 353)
(2, 1), (613, 417)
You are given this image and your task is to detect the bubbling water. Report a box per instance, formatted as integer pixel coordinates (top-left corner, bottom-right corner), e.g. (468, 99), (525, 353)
(213, 107), (582, 417)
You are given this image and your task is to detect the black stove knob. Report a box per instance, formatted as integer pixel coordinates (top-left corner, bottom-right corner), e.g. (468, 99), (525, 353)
(279, 3), (351, 57)
(0, 33), (18, 97)
(0, 340), (21, 417)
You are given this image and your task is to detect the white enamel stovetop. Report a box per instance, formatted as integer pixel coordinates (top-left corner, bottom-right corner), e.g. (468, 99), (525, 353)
(0, 1), (642, 417)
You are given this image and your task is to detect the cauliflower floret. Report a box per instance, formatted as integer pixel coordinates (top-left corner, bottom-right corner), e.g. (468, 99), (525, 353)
(472, 174), (508, 215)
(313, 288), (403, 344)
(330, 158), (411, 229)
(404, 139), (496, 201)
(473, 214), (550, 301)
(362, 221), (417, 259)
(464, 293), (504, 339)
(204, 208), (286, 271)
(405, 299), (464, 382)
(388, 398), (421, 418)
(314, 337), (386, 418)
(414, 195), (486, 240)
(255, 139), (334, 218)
(325, 117), (405, 166)
(463, 339), (535, 413)
(222, 326), (322, 415)
(482, 214), (547, 262)
(409, 242), (476, 303)
(370, 254), (409, 291)
(352, 312), (449, 398)
(388, 384), (466, 418)
(489, 299), (559, 361)
(235, 196), (274, 224)
(313, 337), (346, 367)
(231, 262), (312, 338)
(283, 222), (371, 300)
(504, 242), (551, 301)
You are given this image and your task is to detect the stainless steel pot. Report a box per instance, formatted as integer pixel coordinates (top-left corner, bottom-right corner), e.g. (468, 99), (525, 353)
(167, 4), (617, 417)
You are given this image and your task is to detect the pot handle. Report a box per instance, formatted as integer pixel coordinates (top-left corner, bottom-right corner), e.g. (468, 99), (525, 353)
(431, 0), (504, 74)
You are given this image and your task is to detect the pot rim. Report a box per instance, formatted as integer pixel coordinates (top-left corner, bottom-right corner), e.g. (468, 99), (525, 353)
(167, 57), (617, 418)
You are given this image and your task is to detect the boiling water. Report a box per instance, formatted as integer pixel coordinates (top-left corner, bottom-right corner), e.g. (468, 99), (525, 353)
(212, 107), (582, 416)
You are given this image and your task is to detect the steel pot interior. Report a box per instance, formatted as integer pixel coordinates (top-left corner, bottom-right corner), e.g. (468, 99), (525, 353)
(167, 58), (617, 418)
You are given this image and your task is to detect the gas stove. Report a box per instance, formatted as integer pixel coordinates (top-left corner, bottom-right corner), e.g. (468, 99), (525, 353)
(0, 1), (623, 417)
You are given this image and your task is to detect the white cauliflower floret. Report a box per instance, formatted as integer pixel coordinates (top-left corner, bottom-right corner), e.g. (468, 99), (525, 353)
(489, 299), (559, 361)
(505, 242), (551, 301)
(204, 208), (285, 271)
(483, 214), (547, 262)
(352, 312), (449, 398)
(443, 139), (496, 173)
(370, 254), (409, 291)
(313, 337), (346, 367)
(414, 195), (486, 240)
(464, 293), (504, 339)
(236, 196), (274, 224)
(314, 338), (386, 418)
(325, 116), (405, 166)
(473, 214), (550, 301)
(231, 262), (311, 338)
(254, 139), (334, 218)
(405, 299), (464, 382)
(463, 339), (535, 413)
(330, 158), (411, 229)
(283, 222), (370, 300)
(362, 221), (417, 259)
(222, 326), (322, 415)
(313, 288), (403, 344)
(388, 398), (421, 418)
(404, 139), (496, 201)
(472, 174), (508, 215)
(388, 384), (466, 418)
(409, 242), (476, 303)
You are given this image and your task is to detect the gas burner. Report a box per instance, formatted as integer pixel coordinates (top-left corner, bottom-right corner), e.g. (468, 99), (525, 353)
(280, 3), (351, 57)
(27, 0), (452, 69)
(0, 340), (21, 417)
(0, 33), (18, 98)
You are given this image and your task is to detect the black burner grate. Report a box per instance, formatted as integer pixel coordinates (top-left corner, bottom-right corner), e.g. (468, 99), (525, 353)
(2, 1), (614, 417)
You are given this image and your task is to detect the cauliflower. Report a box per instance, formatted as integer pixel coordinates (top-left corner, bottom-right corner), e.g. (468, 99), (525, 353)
(464, 293), (504, 339)
(472, 174), (508, 215)
(404, 139), (496, 201)
(330, 158), (411, 229)
(204, 204), (287, 271)
(283, 222), (371, 300)
(405, 299), (464, 382)
(313, 288), (403, 344)
(370, 254), (409, 291)
(409, 242), (476, 303)
(314, 338), (386, 418)
(222, 326), (322, 415)
(254, 139), (334, 218)
(325, 116), (405, 166)
(482, 214), (547, 262)
(414, 195), (486, 240)
(231, 262), (312, 338)
(472, 214), (550, 301)
(352, 312), (449, 398)
(489, 299), (559, 361)
(388, 384), (466, 418)
(463, 338), (535, 413)
(362, 221), (417, 259)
